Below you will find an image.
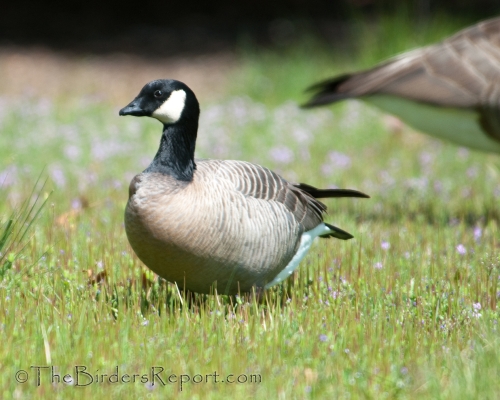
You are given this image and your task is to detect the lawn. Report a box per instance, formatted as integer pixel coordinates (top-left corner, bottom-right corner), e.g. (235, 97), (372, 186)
(1, 13), (499, 399)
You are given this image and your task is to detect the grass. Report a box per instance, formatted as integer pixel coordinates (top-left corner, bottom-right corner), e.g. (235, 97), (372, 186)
(1, 13), (500, 399)
(0, 176), (50, 281)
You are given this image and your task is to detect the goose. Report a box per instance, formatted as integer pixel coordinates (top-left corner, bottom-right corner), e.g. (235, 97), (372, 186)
(119, 79), (369, 295)
(303, 16), (500, 154)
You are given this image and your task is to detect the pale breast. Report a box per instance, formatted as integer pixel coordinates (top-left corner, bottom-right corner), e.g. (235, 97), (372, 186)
(124, 163), (302, 294)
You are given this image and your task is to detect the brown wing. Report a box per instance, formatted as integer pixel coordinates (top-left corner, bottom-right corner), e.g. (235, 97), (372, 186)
(210, 160), (367, 234)
(304, 17), (500, 141)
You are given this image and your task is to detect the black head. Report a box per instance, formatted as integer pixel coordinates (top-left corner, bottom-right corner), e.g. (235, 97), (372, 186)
(119, 79), (199, 125)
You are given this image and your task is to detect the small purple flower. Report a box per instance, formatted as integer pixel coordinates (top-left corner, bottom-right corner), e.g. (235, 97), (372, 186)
(321, 151), (352, 175)
(0, 165), (18, 188)
(319, 334), (328, 342)
(50, 166), (66, 188)
(327, 151), (351, 169)
(419, 151), (434, 170)
(433, 180), (443, 193)
(456, 244), (467, 255)
(64, 145), (81, 160)
(381, 241), (390, 250)
(91, 139), (131, 161)
(466, 166), (479, 178)
(379, 170), (396, 186)
(405, 176), (429, 191)
(71, 198), (82, 210)
(474, 227), (482, 242)
(292, 128), (312, 144)
(269, 146), (294, 164)
(472, 302), (482, 318)
(374, 262), (383, 270)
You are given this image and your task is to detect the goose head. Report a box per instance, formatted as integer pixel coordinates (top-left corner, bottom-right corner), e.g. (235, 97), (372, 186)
(119, 79), (200, 126)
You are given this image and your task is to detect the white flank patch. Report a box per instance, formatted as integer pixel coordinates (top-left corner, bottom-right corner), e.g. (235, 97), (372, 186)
(152, 89), (186, 124)
(366, 94), (500, 153)
(265, 223), (332, 289)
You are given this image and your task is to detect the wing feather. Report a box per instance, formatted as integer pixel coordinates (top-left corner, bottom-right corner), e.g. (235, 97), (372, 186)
(209, 160), (367, 232)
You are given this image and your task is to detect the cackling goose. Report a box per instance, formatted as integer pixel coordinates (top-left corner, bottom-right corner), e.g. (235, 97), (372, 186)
(119, 79), (369, 295)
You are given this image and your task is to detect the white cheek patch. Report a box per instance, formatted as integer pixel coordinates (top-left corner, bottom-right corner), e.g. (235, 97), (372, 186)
(152, 89), (186, 124)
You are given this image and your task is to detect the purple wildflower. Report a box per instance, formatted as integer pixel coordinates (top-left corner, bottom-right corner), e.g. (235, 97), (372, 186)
(64, 145), (81, 160)
(474, 227), (482, 242)
(292, 127), (312, 144)
(466, 166), (479, 178)
(71, 198), (82, 210)
(456, 244), (467, 255)
(50, 166), (66, 187)
(321, 151), (352, 175)
(269, 146), (294, 164)
(0, 165), (18, 188)
(472, 302), (482, 318)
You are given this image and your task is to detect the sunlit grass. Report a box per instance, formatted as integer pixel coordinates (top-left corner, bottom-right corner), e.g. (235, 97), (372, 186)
(0, 176), (51, 281)
(1, 13), (500, 399)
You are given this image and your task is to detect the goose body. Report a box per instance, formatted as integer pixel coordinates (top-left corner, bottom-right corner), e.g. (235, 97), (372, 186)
(120, 79), (368, 294)
(304, 17), (500, 153)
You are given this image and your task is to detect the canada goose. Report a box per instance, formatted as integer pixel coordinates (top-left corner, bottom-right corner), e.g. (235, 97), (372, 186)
(119, 79), (369, 295)
(303, 17), (500, 154)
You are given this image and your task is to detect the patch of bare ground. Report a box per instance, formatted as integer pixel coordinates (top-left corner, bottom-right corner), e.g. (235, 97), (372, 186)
(0, 47), (238, 104)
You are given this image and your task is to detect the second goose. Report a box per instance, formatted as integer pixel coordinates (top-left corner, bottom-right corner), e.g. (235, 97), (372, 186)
(119, 79), (369, 295)
(303, 17), (500, 154)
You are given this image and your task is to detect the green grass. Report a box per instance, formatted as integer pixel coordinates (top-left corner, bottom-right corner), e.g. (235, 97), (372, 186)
(1, 14), (500, 399)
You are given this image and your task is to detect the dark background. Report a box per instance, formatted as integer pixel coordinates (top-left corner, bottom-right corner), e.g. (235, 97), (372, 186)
(2, 0), (500, 55)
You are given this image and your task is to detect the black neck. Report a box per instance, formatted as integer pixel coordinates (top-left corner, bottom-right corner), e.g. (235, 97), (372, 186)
(144, 121), (197, 181)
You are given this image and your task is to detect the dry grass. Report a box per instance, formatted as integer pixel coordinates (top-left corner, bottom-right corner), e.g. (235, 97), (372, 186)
(0, 46), (237, 104)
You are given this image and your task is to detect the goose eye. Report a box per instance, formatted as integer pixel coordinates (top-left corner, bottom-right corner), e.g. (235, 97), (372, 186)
(154, 90), (163, 98)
